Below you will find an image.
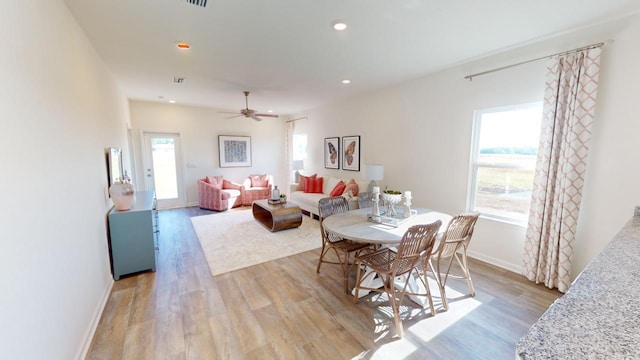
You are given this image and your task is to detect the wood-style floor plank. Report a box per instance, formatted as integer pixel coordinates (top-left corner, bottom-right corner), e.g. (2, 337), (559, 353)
(86, 207), (561, 359)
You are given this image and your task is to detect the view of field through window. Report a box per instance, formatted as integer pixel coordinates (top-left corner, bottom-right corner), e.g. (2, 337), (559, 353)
(471, 104), (543, 222)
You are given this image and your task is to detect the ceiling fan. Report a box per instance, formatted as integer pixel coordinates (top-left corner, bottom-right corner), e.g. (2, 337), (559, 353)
(220, 91), (279, 121)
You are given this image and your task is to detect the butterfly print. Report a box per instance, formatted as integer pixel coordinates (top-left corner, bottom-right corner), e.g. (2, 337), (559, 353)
(328, 142), (337, 164)
(345, 141), (356, 166)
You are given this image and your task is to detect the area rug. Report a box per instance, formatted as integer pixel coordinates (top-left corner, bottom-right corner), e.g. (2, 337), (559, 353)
(191, 209), (321, 276)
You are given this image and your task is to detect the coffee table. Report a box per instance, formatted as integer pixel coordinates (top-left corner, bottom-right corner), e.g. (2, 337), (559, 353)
(252, 199), (302, 232)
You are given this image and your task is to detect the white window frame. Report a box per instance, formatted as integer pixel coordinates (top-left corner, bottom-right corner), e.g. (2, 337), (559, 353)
(466, 102), (542, 225)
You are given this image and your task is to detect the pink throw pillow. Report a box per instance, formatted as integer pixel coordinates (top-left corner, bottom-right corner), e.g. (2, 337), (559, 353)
(342, 178), (359, 196)
(206, 176), (224, 188)
(250, 174), (268, 187)
(329, 180), (346, 197)
(304, 177), (324, 193)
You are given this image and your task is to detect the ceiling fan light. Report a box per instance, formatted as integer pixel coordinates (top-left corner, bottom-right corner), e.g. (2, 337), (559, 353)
(332, 20), (347, 31)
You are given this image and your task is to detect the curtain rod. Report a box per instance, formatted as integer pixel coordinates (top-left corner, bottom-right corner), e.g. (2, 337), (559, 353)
(286, 116), (307, 123)
(464, 41), (606, 81)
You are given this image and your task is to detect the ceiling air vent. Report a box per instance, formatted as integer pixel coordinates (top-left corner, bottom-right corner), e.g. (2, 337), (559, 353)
(183, 0), (207, 7)
(173, 77), (186, 84)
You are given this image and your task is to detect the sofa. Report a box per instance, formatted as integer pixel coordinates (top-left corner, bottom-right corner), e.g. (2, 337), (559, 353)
(289, 174), (371, 218)
(197, 176), (244, 211)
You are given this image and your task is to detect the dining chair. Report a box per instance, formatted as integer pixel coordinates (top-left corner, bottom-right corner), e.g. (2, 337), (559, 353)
(427, 212), (480, 311)
(317, 197), (373, 293)
(353, 221), (441, 338)
(357, 191), (373, 208)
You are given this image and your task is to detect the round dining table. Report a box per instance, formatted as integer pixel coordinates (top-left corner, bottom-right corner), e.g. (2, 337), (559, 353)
(321, 206), (452, 245)
(321, 206), (453, 304)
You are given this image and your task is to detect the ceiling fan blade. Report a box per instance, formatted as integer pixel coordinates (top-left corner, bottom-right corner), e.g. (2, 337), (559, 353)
(224, 114), (243, 120)
(250, 116), (263, 122)
(253, 113), (279, 118)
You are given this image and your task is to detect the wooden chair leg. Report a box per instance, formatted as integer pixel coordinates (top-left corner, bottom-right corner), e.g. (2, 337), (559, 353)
(316, 243), (328, 273)
(419, 269), (436, 316)
(385, 279), (404, 338)
(428, 259), (449, 311)
(456, 251), (475, 297)
(342, 252), (351, 294)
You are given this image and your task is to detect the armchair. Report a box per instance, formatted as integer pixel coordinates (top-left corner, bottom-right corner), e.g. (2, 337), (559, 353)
(197, 176), (243, 211)
(241, 173), (273, 205)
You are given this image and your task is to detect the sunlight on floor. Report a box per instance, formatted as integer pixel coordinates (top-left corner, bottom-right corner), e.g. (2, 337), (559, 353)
(360, 283), (484, 360)
(408, 287), (482, 342)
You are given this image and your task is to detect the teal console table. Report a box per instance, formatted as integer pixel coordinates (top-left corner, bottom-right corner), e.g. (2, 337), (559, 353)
(108, 190), (158, 280)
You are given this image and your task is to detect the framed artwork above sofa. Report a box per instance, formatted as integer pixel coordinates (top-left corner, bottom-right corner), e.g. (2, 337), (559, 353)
(324, 137), (339, 169)
(342, 135), (360, 171)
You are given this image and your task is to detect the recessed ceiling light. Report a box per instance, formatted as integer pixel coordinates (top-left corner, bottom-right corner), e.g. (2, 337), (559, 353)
(168, 100), (176, 103)
(332, 20), (347, 31)
(342, 79), (351, 84)
(267, 110), (273, 113)
(176, 42), (191, 49)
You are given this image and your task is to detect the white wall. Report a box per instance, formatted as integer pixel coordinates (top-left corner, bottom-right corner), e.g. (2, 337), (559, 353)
(129, 101), (287, 206)
(293, 14), (640, 279)
(0, 1), (130, 359)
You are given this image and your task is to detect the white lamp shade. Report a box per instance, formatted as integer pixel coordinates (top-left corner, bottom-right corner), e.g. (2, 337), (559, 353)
(364, 164), (384, 181)
(291, 160), (304, 171)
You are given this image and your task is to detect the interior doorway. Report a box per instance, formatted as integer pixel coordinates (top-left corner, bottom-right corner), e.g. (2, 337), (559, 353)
(142, 132), (185, 209)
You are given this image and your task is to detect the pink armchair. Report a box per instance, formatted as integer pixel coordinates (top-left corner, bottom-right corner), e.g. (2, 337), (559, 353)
(241, 173), (273, 205)
(197, 176), (243, 211)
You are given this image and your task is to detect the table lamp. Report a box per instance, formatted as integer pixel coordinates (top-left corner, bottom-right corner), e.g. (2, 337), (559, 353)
(291, 160), (304, 183)
(363, 164), (384, 193)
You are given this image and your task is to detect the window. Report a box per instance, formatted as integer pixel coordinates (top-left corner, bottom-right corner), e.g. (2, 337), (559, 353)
(467, 103), (543, 223)
(293, 134), (307, 161)
(291, 134), (307, 183)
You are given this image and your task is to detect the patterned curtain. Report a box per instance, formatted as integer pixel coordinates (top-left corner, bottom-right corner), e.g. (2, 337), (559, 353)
(522, 47), (601, 293)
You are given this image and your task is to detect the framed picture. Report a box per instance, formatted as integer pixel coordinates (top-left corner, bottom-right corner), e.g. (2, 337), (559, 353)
(219, 135), (252, 167)
(342, 135), (360, 171)
(324, 137), (340, 169)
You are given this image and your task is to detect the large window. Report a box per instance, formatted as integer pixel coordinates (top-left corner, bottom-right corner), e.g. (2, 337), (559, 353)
(467, 103), (543, 223)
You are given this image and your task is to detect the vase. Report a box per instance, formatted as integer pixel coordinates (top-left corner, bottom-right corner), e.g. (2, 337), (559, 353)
(110, 178), (135, 211)
(381, 192), (402, 217)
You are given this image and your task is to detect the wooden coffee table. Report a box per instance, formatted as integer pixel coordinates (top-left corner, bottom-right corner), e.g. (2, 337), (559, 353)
(252, 199), (303, 232)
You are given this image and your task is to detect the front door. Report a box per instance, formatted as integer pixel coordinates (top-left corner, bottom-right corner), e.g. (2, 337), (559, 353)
(142, 132), (185, 209)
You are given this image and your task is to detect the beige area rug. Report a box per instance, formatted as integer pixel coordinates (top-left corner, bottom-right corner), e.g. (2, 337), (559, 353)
(191, 209), (321, 276)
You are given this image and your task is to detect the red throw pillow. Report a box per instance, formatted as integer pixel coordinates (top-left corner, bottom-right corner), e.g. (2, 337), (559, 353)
(296, 173), (317, 191)
(304, 177), (324, 193)
(329, 180), (346, 197)
(342, 178), (359, 196)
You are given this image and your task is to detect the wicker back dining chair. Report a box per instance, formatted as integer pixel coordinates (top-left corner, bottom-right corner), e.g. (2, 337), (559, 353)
(428, 212), (480, 310)
(353, 221), (441, 338)
(317, 197), (372, 293)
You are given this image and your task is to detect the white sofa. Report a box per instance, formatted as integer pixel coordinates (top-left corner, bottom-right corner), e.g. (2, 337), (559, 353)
(289, 175), (370, 218)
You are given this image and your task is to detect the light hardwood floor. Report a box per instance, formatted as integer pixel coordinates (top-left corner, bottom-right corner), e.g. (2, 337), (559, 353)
(87, 207), (561, 359)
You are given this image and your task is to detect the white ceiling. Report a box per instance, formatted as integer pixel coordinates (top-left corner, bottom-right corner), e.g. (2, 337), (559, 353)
(63, 0), (640, 116)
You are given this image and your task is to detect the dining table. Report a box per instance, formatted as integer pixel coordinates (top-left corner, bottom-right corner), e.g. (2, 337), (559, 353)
(321, 205), (453, 306)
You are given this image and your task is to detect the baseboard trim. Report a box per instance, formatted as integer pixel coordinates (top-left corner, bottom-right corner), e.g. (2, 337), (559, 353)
(75, 278), (114, 360)
(467, 250), (522, 275)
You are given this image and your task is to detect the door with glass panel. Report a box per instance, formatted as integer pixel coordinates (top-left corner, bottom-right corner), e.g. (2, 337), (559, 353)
(143, 132), (185, 209)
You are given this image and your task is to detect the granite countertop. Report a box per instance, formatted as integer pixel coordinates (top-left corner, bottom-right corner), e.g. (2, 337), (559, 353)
(516, 207), (640, 359)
